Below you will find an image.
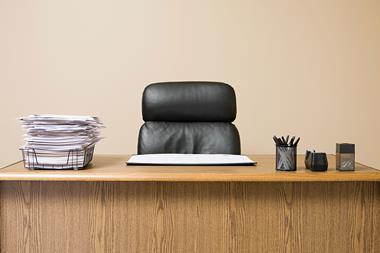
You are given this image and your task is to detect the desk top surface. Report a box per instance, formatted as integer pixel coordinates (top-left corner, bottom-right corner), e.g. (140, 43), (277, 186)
(1, 154), (379, 182)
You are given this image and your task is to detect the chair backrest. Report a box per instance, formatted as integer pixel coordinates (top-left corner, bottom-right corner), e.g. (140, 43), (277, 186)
(138, 81), (241, 154)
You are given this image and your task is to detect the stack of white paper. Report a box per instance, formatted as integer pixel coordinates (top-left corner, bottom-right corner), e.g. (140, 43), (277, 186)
(19, 114), (104, 168)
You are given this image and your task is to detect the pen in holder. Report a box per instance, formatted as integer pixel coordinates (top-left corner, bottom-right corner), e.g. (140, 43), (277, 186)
(273, 135), (300, 171)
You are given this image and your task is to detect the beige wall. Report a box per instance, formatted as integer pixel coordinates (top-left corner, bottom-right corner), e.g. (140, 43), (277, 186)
(1, 0), (379, 168)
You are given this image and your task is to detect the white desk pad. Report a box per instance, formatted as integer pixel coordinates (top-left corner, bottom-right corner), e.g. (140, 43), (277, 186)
(127, 154), (256, 166)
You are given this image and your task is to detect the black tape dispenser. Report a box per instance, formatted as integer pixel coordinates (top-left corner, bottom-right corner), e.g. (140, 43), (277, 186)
(305, 150), (328, 171)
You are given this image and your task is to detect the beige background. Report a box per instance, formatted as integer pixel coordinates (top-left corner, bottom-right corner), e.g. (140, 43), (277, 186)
(0, 0), (379, 168)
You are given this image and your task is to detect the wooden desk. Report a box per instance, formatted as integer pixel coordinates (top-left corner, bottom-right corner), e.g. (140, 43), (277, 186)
(1, 155), (379, 252)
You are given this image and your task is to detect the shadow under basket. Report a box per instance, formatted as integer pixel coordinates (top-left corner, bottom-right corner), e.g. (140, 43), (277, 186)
(20, 145), (95, 170)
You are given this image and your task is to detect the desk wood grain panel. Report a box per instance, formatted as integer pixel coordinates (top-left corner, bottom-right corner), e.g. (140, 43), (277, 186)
(1, 182), (379, 253)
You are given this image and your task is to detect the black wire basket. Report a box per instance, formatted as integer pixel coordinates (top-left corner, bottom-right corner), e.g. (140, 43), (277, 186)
(20, 145), (95, 170)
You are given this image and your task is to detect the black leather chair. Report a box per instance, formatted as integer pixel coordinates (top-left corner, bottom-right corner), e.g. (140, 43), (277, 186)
(138, 81), (241, 154)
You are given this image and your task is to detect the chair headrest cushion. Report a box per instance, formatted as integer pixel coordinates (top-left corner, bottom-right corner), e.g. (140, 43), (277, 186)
(142, 81), (237, 122)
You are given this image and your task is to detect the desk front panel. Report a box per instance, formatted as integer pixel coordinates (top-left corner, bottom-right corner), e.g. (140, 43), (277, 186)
(1, 181), (379, 253)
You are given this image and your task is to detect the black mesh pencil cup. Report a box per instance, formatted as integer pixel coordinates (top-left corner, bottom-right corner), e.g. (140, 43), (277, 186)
(276, 146), (297, 171)
(273, 135), (299, 171)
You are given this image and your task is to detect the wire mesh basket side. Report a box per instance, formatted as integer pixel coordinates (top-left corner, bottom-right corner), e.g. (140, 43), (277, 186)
(20, 145), (95, 170)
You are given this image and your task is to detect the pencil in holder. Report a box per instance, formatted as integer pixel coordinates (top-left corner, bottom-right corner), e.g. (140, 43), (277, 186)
(276, 146), (297, 171)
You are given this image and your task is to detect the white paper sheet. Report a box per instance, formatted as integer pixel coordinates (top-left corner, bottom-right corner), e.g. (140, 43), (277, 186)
(19, 115), (103, 169)
(19, 114), (104, 151)
(127, 154), (256, 166)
